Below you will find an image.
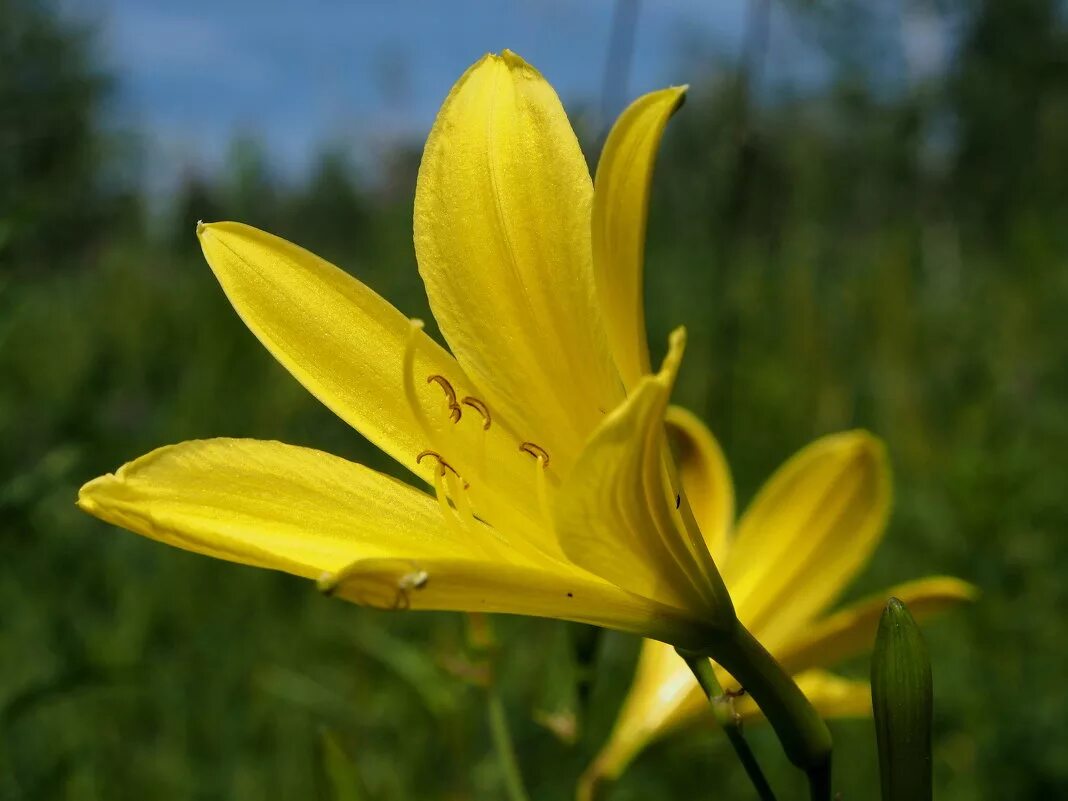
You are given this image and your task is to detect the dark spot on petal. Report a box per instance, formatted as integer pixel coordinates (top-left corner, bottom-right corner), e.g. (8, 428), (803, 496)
(567, 592), (573, 598)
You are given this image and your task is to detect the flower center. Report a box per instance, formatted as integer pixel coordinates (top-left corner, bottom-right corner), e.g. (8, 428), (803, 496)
(402, 319), (562, 562)
(403, 320), (499, 544)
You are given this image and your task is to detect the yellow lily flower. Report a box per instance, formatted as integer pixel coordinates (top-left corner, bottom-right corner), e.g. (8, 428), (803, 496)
(77, 51), (736, 650)
(579, 408), (977, 798)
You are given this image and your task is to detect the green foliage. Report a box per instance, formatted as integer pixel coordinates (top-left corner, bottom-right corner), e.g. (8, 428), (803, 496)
(2, 1), (1068, 799)
(0, 0), (130, 275)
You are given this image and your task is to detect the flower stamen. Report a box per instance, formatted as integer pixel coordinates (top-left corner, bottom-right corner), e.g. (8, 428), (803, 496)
(432, 466), (469, 538)
(519, 441), (550, 467)
(394, 566), (430, 610)
(461, 396), (492, 430)
(520, 442), (553, 527)
(444, 471), (475, 526)
(416, 450), (469, 488)
(428, 374), (462, 423)
(404, 321), (467, 481)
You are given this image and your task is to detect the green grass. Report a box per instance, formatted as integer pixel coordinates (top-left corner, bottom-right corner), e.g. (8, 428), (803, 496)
(2, 206), (1066, 799)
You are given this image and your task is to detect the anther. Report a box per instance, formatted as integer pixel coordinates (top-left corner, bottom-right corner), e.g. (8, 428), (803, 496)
(519, 442), (550, 468)
(427, 374), (457, 404)
(427, 375), (462, 422)
(317, 571), (340, 597)
(393, 567), (430, 610)
(416, 450), (470, 488)
(461, 396), (492, 430)
(399, 569), (430, 591)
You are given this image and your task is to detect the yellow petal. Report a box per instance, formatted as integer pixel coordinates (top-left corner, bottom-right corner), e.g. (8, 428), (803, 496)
(80, 439), (710, 648)
(325, 556), (710, 648)
(414, 51), (623, 474)
(585, 577), (970, 782)
(665, 405), (734, 564)
(592, 86), (686, 390)
(77, 438), (490, 578)
(723, 431), (891, 649)
(776, 576), (977, 675)
(733, 670), (871, 720)
(578, 646), (869, 795)
(198, 222), (431, 479)
(196, 221), (549, 553)
(555, 330), (733, 625)
(577, 640), (693, 795)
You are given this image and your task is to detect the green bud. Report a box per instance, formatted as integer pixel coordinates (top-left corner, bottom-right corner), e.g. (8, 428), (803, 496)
(872, 597), (933, 801)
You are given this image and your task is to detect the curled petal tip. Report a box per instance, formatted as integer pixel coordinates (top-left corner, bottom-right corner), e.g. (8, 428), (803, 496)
(657, 327), (687, 379)
(75, 473), (111, 511)
(317, 571), (340, 596)
(663, 84), (689, 106)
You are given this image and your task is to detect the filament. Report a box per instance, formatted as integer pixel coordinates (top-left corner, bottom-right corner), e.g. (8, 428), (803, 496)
(444, 471), (474, 526)
(433, 467), (469, 542)
(416, 450), (469, 488)
(405, 322), (470, 487)
(403, 320), (438, 445)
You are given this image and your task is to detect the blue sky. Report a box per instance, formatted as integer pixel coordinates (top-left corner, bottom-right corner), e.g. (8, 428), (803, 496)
(70, 1), (940, 191)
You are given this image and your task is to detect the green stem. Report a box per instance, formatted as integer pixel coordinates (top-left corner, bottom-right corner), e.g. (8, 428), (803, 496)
(678, 649), (778, 801)
(486, 685), (531, 801)
(706, 623), (833, 801)
(805, 761), (832, 801)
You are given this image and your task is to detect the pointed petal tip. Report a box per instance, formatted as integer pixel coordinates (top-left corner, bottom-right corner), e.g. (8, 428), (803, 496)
(664, 84), (689, 106)
(75, 471), (127, 523)
(921, 575), (980, 602)
(474, 49), (535, 76)
(76, 472), (114, 508)
(195, 220), (246, 244)
(840, 427), (884, 451)
(828, 429), (890, 479)
(316, 570), (340, 596)
(657, 326), (687, 381)
(876, 575), (979, 607)
(195, 219), (224, 241)
(840, 428), (893, 511)
(498, 48), (531, 69)
(74, 486), (94, 513)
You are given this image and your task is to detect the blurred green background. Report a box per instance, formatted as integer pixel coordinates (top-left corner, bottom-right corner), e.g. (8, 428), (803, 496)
(3, 0), (1067, 798)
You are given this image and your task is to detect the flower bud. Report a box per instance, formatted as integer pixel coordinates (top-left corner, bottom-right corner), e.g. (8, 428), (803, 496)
(872, 597), (933, 801)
